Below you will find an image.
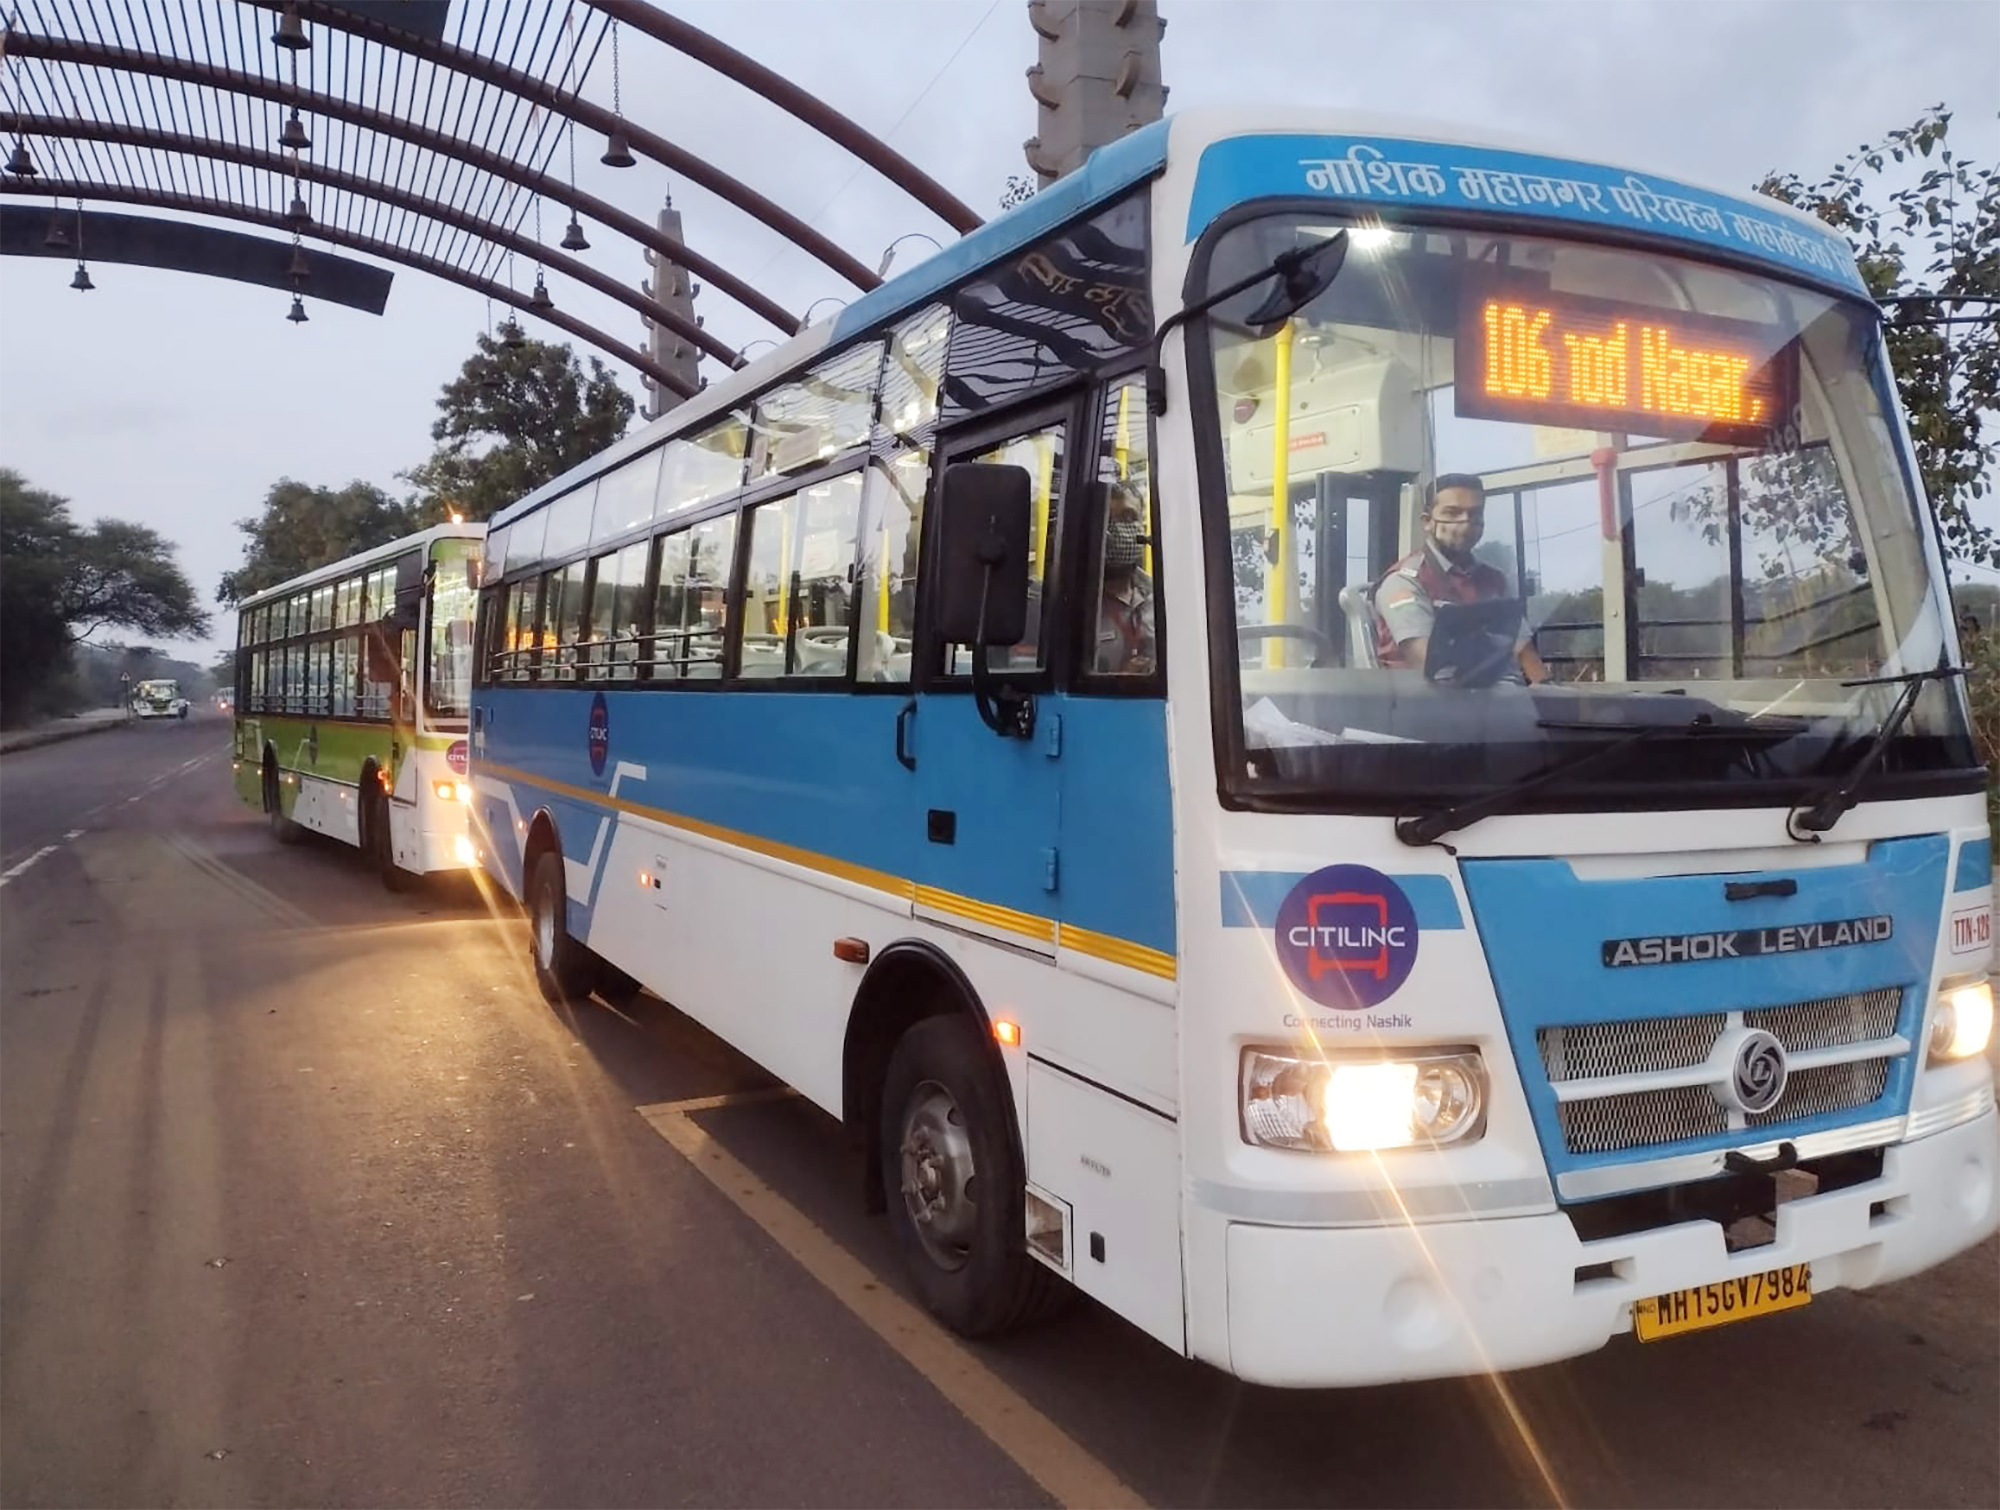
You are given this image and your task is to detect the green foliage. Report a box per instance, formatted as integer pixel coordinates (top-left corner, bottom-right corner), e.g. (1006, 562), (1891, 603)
(216, 478), (418, 606)
(400, 331), (634, 524)
(1960, 622), (2000, 832)
(1757, 106), (2000, 564)
(0, 468), (209, 726)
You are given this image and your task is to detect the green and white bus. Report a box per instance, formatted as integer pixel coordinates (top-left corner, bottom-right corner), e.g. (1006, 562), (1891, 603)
(230, 523), (484, 887)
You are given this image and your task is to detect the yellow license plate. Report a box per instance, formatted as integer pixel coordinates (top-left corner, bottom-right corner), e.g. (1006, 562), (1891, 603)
(1632, 1263), (1812, 1342)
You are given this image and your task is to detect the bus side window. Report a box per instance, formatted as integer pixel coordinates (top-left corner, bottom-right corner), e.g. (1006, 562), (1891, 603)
(1082, 375), (1158, 681)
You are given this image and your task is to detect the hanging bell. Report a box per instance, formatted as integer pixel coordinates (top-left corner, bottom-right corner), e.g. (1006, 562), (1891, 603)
(287, 244), (311, 281)
(500, 318), (525, 349)
(560, 215), (589, 252)
(287, 192), (312, 230)
(280, 109), (312, 152)
(529, 275), (554, 313)
(287, 294), (309, 324)
(600, 127), (635, 168)
(71, 263), (94, 292)
(271, 4), (310, 50)
(6, 142), (37, 178)
(43, 218), (72, 251)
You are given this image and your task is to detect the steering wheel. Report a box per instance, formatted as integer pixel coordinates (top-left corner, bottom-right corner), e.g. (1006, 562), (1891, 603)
(1238, 623), (1338, 668)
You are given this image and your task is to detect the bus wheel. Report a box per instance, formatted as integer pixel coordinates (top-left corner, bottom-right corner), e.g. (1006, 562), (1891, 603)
(364, 785), (414, 893)
(264, 762), (304, 846)
(880, 1015), (1065, 1337)
(527, 850), (597, 1007)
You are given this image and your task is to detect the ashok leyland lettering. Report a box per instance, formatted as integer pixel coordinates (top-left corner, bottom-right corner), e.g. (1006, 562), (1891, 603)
(467, 109), (1994, 1388)
(231, 523), (483, 888)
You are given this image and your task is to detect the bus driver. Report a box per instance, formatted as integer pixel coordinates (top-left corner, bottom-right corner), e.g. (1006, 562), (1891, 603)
(1372, 473), (1547, 684)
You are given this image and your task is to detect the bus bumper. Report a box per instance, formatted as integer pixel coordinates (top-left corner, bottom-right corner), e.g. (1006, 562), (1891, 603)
(1215, 1107), (1998, 1387)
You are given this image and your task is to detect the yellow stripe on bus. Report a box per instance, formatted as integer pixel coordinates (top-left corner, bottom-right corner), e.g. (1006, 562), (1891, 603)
(481, 761), (1177, 979)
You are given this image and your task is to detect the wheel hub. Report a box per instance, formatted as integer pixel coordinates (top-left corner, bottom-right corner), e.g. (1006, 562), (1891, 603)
(897, 1081), (976, 1269)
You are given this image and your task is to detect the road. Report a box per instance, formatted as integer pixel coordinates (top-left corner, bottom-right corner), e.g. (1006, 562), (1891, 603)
(2, 713), (1995, 1509)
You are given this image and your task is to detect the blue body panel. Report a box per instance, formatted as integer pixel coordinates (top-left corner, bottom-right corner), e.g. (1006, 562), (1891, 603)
(1460, 837), (1950, 1181)
(1185, 133), (1867, 297)
(475, 684), (1178, 961)
(1955, 836), (1992, 893)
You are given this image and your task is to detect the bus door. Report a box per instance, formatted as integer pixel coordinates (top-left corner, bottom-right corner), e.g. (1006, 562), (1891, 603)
(906, 404), (1079, 956)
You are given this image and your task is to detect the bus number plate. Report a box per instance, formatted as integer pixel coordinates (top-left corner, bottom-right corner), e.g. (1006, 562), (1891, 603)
(1632, 1263), (1811, 1342)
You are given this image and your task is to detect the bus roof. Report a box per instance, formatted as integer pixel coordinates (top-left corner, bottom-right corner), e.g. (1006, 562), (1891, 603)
(235, 521), (484, 612)
(489, 106), (1859, 534)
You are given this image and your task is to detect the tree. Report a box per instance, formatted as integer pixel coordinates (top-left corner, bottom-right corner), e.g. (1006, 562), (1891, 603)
(1756, 106), (2000, 564)
(0, 468), (209, 725)
(217, 478), (417, 606)
(401, 330), (634, 524)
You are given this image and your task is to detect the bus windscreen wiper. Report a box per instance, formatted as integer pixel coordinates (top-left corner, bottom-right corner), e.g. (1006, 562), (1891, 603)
(1395, 711), (1809, 848)
(1788, 656), (1965, 840)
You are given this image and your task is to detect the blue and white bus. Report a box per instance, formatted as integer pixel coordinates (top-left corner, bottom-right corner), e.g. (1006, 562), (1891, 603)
(469, 108), (1995, 1386)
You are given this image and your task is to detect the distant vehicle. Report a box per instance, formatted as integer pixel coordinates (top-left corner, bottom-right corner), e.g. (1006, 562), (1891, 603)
(215, 692), (234, 714)
(129, 678), (190, 719)
(229, 521), (484, 888)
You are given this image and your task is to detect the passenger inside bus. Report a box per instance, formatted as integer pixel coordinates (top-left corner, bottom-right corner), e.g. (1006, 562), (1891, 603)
(1095, 480), (1156, 675)
(1372, 474), (1547, 685)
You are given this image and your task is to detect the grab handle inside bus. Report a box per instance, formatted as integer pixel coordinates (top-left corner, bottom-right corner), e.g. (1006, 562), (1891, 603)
(935, 462), (1035, 739)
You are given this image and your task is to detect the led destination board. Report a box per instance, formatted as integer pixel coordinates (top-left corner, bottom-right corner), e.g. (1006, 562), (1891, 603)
(1455, 280), (1799, 447)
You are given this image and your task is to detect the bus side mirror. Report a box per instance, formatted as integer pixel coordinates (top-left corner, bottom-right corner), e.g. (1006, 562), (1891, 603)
(934, 462), (1031, 647)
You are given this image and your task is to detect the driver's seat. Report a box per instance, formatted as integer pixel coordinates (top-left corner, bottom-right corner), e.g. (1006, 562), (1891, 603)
(1338, 585), (1380, 669)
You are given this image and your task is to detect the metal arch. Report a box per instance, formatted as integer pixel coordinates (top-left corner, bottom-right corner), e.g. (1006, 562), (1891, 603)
(2, 177), (696, 398)
(1, 29), (803, 336)
(286, 0), (882, 291)
(9, 111), (741, 369)
(584, 0), (982, 235)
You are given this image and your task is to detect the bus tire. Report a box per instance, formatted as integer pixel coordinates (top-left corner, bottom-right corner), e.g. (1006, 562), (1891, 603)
(879, 1014), (1066, 1337)
(264, 760), (304, 846)
(364, 784), (414, 893)
(527, 850), (597, 1007)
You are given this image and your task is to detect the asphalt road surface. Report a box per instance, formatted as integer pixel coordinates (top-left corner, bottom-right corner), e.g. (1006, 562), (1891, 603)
(2, 713), (1995, 1508)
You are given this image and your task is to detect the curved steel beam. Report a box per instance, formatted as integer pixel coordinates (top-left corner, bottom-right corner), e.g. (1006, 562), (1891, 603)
(11, 110), (740, 369)
(1, 177), (696, 397)
(586, 0), (981, 234)
(289, 1), (881, 290)
(1, 29), (802, 335)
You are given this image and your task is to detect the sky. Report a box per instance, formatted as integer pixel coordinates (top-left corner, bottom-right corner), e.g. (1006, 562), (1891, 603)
(2, 0), (1995, 664)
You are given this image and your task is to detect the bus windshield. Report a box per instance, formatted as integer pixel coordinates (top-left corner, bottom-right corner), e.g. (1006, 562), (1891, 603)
(1198, 214), (1979, 811)
(425, 537), (481, 723)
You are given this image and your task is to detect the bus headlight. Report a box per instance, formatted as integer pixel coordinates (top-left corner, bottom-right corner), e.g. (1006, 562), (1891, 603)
(1240, 1048), (1486, 1152)
(1929, 976), (1994, 1063)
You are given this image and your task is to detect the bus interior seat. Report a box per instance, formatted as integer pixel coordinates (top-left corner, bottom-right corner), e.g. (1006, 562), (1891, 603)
(1338, 585), (1380, 669)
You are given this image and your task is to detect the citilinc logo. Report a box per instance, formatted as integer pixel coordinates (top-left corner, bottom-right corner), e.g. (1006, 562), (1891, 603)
(1274, 864), (1420, 1008)
(587, 692), (611, 777)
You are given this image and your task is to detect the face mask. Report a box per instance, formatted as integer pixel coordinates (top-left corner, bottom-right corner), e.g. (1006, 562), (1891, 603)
(1104, 519), (1146, 574)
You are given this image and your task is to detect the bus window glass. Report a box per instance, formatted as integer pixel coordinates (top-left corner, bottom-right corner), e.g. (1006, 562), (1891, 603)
(591, 450), (664, 544)
(878, 304), (949, 442)
(543, 483), (597, 564)
(517, 578), (542, 683)
(584, 552), (619, 678)
(1196, 214), (1974, 804)
(335, 576), (358, 627)
(605, 541), (648, 681)
(370, 566), (396, 623)
(1085, 375), (1158, 677)
(942, 193), (1150, 425)
(426, 538), (479, 719)
(483, 523), (510, 583)
(751, 341), (881, 479)
(857, 444), (929, 682)
(742, 473), (863, 680)
(312, 584), (334, 634)
(650, 518), (734, 680)
(332, 637), (356, 716)
(660, 414), (749, 517)
(505, 510), (548, 575)
(539, 562), (587, 682)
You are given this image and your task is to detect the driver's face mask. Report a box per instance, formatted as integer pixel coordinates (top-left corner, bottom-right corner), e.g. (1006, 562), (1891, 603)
(1104, 519), (1147, 575)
